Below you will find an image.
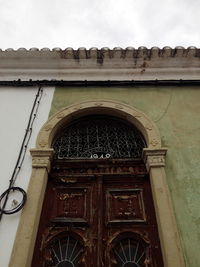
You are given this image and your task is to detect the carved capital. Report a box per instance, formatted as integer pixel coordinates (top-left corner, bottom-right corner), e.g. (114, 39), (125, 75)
(30, 149), (54, 172)
(142, 148), (167, 171)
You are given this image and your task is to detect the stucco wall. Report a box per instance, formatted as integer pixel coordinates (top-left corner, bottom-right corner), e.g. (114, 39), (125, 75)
(0, 86), (55, 267)
(49, 86), (200, 267)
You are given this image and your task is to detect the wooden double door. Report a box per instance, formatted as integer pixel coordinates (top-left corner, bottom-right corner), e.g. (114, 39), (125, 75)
(32, 159), (164, 267)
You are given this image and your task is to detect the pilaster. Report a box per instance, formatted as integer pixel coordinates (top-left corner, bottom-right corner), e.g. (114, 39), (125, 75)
(143, 148), (185, 267)
(9, 149), (54, 267)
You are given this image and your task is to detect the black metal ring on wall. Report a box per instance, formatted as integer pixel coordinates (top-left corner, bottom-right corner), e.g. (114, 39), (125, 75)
(0, 187), (27, 215)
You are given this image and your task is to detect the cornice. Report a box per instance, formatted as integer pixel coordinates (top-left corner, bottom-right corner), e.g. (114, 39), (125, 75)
(1, 46), (199, 58)
(0, 47), (200, 81)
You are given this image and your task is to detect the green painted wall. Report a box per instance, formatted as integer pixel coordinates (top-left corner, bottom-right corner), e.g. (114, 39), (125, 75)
(50, 86), (200, 267)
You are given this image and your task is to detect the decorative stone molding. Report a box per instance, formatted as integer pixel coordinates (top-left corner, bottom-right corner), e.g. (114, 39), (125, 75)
(36, 100), (161, 150)
(30, 149), (54, 172)
(142, 148), (167, 171)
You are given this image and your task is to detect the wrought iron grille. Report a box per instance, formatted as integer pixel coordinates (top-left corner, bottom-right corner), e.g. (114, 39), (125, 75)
(53, 116), (146, 159)
(114, 238), (148, 267)
(49, 235), (83, 267)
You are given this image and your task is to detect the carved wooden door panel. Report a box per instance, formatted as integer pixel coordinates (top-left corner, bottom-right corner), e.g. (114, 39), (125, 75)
(32, 160), (164, 267)
(102, 175), (164, 267)
(32, 174), (98, 266)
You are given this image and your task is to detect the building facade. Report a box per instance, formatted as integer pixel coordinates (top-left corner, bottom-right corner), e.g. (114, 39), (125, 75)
(0, 47), (200, 267)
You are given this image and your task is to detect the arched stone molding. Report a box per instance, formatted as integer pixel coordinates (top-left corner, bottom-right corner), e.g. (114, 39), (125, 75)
(9, 100), (185, 267)
(35, 100), (161, 150)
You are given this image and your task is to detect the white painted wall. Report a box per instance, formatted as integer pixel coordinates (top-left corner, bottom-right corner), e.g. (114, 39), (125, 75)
(0, 86), (55, 267)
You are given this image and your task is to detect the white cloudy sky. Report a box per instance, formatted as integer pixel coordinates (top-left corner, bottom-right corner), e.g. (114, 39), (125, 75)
(0, 0), (199, 49)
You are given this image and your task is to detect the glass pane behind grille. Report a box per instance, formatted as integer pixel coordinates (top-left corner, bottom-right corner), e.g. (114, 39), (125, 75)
(114, 238), (147, 267)
(50, 235), (83, 267)
(53, 116), (146, 159)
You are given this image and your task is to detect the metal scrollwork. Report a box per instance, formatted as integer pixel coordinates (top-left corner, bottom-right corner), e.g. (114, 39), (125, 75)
(53, 116), (146, 159)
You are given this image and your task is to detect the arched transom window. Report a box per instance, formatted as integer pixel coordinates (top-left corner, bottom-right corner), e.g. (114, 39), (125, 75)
(53, 115), (146, 159)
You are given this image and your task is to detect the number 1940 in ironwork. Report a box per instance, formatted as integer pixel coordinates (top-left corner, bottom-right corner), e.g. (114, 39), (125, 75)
(90, 153), (111, 159)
